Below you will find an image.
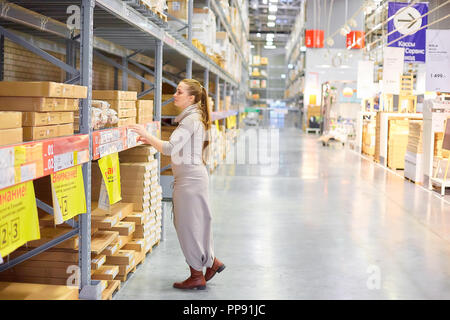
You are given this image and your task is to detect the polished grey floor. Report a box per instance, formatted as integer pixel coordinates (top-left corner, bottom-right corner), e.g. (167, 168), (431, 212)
(115, 118), (450, 300)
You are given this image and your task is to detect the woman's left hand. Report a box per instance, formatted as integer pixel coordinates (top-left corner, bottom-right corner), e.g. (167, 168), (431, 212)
(129, 124), (150, 144)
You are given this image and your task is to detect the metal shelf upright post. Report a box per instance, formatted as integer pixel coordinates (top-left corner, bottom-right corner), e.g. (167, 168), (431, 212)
(79, 0), (102, 300)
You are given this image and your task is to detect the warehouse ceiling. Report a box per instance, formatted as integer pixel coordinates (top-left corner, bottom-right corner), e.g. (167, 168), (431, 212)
(248, 0), (303, 44)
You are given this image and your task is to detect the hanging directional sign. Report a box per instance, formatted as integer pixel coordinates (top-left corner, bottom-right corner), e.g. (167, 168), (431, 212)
(388, 2), (428, 63)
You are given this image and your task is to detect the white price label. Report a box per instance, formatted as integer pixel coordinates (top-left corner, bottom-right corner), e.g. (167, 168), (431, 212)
(77, 150), (89, 164)
(0, 148), (14, 169)
(54, 152), (74, 171)
(0, 167), (15, 189)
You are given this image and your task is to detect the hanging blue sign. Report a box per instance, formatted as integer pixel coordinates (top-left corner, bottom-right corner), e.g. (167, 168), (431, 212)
(388, 2), (428, 63)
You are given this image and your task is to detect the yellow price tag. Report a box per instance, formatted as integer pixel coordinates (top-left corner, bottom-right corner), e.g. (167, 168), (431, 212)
(98, 152), (122, 205)
(0, 181), (40, 258)
(215, 120), (220, 133)
(51, 165), (86, 225)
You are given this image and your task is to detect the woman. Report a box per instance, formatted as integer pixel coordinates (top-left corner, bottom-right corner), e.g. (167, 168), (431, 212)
(130, 79), (225, 290)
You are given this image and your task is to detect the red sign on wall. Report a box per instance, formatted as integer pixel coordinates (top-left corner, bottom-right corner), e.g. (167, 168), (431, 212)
(346, 31), (365, 49)
(305, 30), (324, 48)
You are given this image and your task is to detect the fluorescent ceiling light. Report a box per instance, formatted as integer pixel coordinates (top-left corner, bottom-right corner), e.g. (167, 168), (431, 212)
(250, 44), (255, 48)
(266, 41), (273, 46)
(262, 0), (268, 4)
(269, 0), (278, 3)
(256, 33), (261, 37)
(268, 5), (277, 12)
(264, 45), (276, 49)
(267, 22), (275, 27)
(281, 74), (286, 79)
(268, 15), (276, 21)
(266, 33), (275, 38)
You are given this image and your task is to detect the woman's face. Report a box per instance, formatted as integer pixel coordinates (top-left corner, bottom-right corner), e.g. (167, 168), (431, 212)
(173, 82), (195, 109)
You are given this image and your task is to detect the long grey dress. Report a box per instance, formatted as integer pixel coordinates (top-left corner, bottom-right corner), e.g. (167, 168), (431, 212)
(162, 103), (215, 271)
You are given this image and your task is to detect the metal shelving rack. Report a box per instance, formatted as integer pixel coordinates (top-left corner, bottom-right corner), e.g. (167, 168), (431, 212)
(0, 0), (248, 300)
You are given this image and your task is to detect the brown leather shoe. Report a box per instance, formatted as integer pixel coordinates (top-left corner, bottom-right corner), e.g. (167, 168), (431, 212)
(205, 258), (226, 282)
(173, 266), (206, 290)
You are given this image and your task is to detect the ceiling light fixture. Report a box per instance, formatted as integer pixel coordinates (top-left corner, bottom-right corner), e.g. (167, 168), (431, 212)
(269, 0), (278, 3)
(268, 5), (277, 13)
(267, 22), (275, 27)
(264, 45), (276, 49)
(257, 33), (261, 37)
(268, 15), (276, 21)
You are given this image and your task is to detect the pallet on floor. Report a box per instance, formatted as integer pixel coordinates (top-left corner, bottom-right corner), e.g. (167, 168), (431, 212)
(102, 280), (121, 300)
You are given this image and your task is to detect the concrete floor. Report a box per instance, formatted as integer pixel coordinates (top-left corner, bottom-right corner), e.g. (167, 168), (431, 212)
(115, 120), (450, 300)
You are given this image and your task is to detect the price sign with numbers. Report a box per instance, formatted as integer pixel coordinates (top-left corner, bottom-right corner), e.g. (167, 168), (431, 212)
(426, 29), (450, 92)
(50, 165), (86, 225)
(0, 181), (40, 259)
(98, 152), (121, 205)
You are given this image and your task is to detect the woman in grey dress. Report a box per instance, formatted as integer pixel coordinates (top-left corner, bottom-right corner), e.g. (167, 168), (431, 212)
(130, 79), (225, 290)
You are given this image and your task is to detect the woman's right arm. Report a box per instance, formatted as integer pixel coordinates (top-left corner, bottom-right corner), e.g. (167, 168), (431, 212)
(129, 124), (165, 154)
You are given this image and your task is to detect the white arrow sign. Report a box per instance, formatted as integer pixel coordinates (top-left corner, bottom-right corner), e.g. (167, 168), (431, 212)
(394, 6), (422, 35)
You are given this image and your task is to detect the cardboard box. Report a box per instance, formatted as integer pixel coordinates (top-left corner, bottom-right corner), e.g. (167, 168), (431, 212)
(105, 250), (135, 265)
(22, 123), (73, 141)
(114, 234), (134, 249)
(91, 202), (134, 220)
(102, 242), (121, 256)
(92, 265), (119, 281)
(0, 112), (21, 129)
(115, 117), (136, 127)
(91, 230), (120, 255)
(0, 97), (78, 112)
(167, 0), (188, 20)
(0, 82), (87, 98)
(0, 127), (22, 146)
(91, 255), (106, 270)
(92, 90), (137, 101)
(22, 112), (74, 126)
(109, 221), (135, 236)
(116, 108), (137, 118)
(124, 213), (145, 225)
(92, 214), (120, 229)
(0, 282), (79, 300)
(102, 100), (136, 112)
(123, 239), (145, 252)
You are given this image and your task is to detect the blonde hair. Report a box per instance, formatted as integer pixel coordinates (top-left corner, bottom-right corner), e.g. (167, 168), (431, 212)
(181, 79), (212, 164)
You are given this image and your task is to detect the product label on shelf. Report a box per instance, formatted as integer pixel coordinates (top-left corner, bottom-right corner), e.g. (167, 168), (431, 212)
(388, 2), (428, 63)
(51, 165), (86, 225)
(0, 181), (40, 258)
(0, 148), (14, 169)
(0, 167), (15, 190)
(382, 47), (405, 94)
(54, 152), (75, 172)
(98, 152), (122, 205)
(425, 29), (450, 93)
(20, 163), (36, 183)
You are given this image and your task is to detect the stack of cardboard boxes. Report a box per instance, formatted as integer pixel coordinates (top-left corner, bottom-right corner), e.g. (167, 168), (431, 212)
(0, 174), (123, 299)
(93, 90), (137, 127)
(119, 146), (163, 251)
(0, 111), (22, 146)
(192, 8), (217, 55)
(136, 100), (154, 124)
(0, 81), (86, 142)
(404, 121), (424, 183)
(387, 119), (409, 170)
